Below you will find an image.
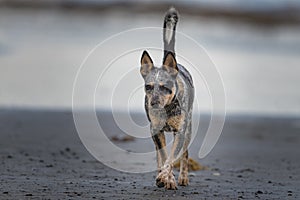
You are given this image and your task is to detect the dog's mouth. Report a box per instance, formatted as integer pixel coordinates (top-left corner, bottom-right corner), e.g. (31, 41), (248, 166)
(150, 101), (166, 109)
(151, 103), (162, 109)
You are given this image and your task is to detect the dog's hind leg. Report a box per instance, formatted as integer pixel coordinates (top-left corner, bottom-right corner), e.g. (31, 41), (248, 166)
(178, 150), (189, 186)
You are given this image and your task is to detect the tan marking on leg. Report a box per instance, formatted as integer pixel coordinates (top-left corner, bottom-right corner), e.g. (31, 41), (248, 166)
(178, 150), (189, 186)
(166, 113), (185, 131)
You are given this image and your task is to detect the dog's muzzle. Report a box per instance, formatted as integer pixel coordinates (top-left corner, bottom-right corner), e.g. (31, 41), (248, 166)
(151, 96), (160, 108)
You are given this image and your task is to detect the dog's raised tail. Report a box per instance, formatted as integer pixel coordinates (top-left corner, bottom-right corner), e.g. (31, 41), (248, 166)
(163, 7), (179, 59)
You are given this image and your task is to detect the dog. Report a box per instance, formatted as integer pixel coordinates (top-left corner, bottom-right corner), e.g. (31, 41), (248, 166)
(140, 7), (194, 190)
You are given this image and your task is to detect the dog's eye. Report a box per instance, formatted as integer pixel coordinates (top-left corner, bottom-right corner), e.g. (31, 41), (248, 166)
(145, 85), (154, 91)
(159, 85), (172, 94)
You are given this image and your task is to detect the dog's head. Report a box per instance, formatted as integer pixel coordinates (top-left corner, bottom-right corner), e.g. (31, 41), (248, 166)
(140, 51), (178, 109)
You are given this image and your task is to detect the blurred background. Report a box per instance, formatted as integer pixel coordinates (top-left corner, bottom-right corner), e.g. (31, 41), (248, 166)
(1, 0), (300, 116)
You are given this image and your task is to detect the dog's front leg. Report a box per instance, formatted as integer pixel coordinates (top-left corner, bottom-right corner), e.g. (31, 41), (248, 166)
(150, 123), (168, 188)
(157, 131), (185, 190)
(151, 131), (167, 172)
(158, 114), (187, 190)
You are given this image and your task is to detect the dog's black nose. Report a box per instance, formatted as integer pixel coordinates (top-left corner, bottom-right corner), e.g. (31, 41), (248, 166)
(151, 101), (160, 107)
(151, 97), (160, 107)
(151, 96), (160, 106)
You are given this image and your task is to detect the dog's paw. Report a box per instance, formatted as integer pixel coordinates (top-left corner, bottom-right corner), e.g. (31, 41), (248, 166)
(156, 170), (165, 188)
(165, 172), (177, 190)
(156, 166), (177, 190)
(156, 170), (167, 188)
(178, 174), (189, 186)
(156, 176), (165, 188)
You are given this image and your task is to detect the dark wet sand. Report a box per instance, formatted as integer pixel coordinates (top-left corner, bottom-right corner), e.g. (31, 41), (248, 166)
(0, 109), (299, 199)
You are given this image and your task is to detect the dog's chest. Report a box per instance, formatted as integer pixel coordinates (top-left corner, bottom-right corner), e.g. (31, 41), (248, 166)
(146, 98), (183, 132)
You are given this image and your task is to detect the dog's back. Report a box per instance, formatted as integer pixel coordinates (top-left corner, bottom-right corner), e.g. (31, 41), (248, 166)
(176, 64), (194, 111)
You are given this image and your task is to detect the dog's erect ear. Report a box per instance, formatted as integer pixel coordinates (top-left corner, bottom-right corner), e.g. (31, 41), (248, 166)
(162, 52), (178, 77)
(140, 50), (154, 78)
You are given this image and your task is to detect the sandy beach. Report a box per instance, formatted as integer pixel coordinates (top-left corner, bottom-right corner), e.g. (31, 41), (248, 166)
(0, 109), (299, 199)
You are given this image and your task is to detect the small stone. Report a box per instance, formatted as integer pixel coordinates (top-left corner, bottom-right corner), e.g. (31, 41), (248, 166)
(189, 172), (196, 177)
(212, 172), (220, 176)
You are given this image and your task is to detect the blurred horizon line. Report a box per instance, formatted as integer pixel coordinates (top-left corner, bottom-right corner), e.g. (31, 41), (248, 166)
(1, 0), (300, 26)
(0, 106), (299, 118)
